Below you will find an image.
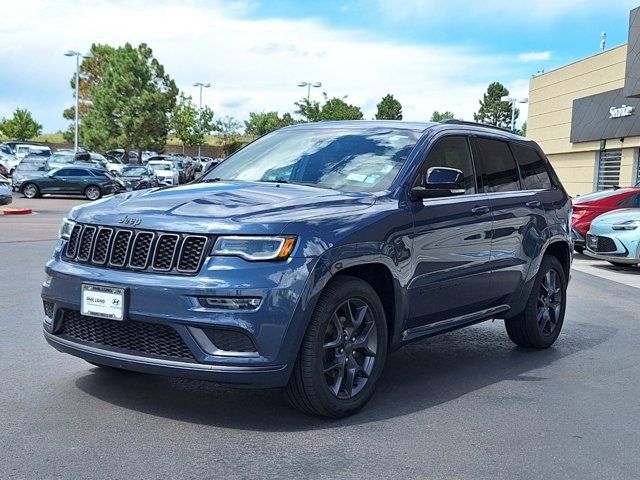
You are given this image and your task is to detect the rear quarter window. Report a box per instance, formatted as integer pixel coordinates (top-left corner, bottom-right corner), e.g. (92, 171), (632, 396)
(511, 143), (554, 190)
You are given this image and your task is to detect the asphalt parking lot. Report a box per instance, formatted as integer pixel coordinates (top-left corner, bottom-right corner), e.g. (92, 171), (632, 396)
(2, 193), (639, 479)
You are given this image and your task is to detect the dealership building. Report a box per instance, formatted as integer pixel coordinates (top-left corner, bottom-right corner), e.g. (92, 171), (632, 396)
(528, 7), (640, 196)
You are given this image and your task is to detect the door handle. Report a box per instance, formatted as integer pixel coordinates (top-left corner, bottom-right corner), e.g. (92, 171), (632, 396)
(526, 200), (541, 208)
(471, 205), (490, 215)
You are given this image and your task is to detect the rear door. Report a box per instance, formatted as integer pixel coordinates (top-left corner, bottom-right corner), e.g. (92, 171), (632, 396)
(471, 137), (547, 307)
(407, 135), (494, 328)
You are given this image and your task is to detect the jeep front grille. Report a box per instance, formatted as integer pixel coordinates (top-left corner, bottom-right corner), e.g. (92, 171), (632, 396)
(64, 223), (211, 275)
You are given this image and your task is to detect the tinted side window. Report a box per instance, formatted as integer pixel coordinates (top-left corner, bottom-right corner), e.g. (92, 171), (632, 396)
(511, 143), (553, 190)
(54, 168), (72, 177)
(65, 169), (86, 177)
(473, 138), (520, 193)
(415, 136), (476, 194)
(619, 193), (640, 207)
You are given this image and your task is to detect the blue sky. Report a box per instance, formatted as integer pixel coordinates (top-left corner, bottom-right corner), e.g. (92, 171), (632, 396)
(0, 0), (638, 133)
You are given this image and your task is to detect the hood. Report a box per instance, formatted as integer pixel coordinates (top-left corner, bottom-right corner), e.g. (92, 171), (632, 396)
(14, 171), (46, 180)
(592, 208), (640, 225)
(71, 181), (376, 235)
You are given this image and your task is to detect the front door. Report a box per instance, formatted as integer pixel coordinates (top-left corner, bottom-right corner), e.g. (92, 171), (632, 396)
(407, 135), (494, 329)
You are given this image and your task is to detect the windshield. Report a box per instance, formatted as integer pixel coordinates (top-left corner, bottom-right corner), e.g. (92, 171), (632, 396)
(17, 161), (46, 172)
(49, 154), (74, 164)
(121, 166), (148, 176)
(204, 127), (421, 192)
(27, 149), (50, 158)
(149, 162), (171, 171)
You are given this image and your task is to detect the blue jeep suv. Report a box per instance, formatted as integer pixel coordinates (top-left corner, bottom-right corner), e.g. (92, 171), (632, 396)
(43, 120), (572, 417)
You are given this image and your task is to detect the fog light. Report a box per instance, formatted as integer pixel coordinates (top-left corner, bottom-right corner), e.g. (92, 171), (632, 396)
(199, 296), (262, 310)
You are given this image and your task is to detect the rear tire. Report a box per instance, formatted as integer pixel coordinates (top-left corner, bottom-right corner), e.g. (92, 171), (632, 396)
(22, 183), (40, 199)
(286, 275), (388, 418)
(85, 185), (102, 200)
(505, 256), (567, 348)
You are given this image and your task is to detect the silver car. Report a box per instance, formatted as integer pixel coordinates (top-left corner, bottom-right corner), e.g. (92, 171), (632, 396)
(0, 174), (12, 206)
(586, 208), (640, 267)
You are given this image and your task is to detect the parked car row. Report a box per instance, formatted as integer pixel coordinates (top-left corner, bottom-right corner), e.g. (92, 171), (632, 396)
(571, 184), (640, 267)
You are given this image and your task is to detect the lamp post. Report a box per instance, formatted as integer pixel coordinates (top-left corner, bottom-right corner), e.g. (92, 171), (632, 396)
(64, 50), (92, 153)
(501, 96), (529, 132)
(193, 82), (211, 158)
(297, 81), (322, 102)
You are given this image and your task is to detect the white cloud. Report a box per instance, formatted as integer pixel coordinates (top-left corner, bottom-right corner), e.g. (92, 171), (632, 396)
(0, 0), (531, 131)
(375, 0), (638, 22)
(517, 51), (552, 62)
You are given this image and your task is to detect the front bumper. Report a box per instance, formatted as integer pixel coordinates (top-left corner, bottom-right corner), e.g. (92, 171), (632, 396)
(42, 239), (319, 388)
(585, 230), (640, 264)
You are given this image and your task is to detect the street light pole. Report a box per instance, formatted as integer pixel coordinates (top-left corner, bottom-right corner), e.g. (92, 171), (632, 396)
(297, 81), (322, 102)
(64, 50), (92, 153)
(192, 82), (211, 158)
(501, 96), (529, 132)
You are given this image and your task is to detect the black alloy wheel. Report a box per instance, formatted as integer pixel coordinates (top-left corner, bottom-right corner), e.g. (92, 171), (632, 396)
(537, 269), (562, 336)
(322, 298), (378, 399)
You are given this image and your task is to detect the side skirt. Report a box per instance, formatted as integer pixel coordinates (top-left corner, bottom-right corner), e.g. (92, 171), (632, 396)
(401, 305), (511, 343)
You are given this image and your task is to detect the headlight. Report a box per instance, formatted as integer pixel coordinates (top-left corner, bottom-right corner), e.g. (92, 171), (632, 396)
(612, 220), (640, 231)
(211, 235), (297, 261)
(59, 218), (76, 239)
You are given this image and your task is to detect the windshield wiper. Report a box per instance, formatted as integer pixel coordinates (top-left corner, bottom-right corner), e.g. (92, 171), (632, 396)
(200, 177), (222, 183)
(260, 179), (290, 184)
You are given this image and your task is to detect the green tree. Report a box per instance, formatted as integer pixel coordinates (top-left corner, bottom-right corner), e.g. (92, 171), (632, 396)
(170, 93), (215, 151)
(216, 116), (243, 155)
(520, 121), (527, 137)
(244, 111), (295, 137)
(473, 81), (516, 129)
(294, 98), (322, 122)
(430, 110), (455, 122)
(79, 43), (178, 156)
(375, 94), (403, 120)
(0, 108), (42, 140)
(295, 93), (363, 122)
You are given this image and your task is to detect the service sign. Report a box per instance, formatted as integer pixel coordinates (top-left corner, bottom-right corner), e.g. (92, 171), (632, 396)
(609, 105), (634, 118)
(81, 284), (125, 321)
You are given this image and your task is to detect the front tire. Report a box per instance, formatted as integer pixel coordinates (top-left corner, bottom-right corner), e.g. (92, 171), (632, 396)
(85, 185), (102, 200)
(22, 183), (40, 199)
(505, 256), (567, 348)
(286, 275), (388, 418)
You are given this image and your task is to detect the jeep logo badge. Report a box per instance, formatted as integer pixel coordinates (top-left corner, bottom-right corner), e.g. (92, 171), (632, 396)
(118, 215), (142, 227)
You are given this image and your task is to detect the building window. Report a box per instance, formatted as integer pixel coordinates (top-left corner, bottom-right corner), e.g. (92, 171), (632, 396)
(635, 150), (640, 186)
(596, 150), (622, 191)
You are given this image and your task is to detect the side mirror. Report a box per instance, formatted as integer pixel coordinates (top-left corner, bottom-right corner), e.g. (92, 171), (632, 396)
(411, 167), (465, 200)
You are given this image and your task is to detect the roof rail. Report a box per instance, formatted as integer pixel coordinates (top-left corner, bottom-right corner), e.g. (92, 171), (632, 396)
(441, 119), (516, 134)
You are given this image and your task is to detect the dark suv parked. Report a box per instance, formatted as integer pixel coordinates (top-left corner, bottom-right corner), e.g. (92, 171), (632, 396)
(42, 121), (572, 417)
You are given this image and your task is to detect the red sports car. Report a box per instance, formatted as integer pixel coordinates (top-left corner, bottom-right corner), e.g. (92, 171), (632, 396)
(572, 187), (640, 253)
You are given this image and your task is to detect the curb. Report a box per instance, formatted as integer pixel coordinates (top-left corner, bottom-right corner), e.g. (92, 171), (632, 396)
(1, 208), (33, 215)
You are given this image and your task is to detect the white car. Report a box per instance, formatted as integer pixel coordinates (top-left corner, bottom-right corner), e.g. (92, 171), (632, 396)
(147, 160), (179, 186)
(585, 208), (640, 267)
(0, 151), (19, 175)
(15, 144), (51, 163)
(0, 174), (12, 205)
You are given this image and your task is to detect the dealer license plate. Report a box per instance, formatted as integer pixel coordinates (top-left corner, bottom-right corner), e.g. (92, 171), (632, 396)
(81, 284), (125, 320)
